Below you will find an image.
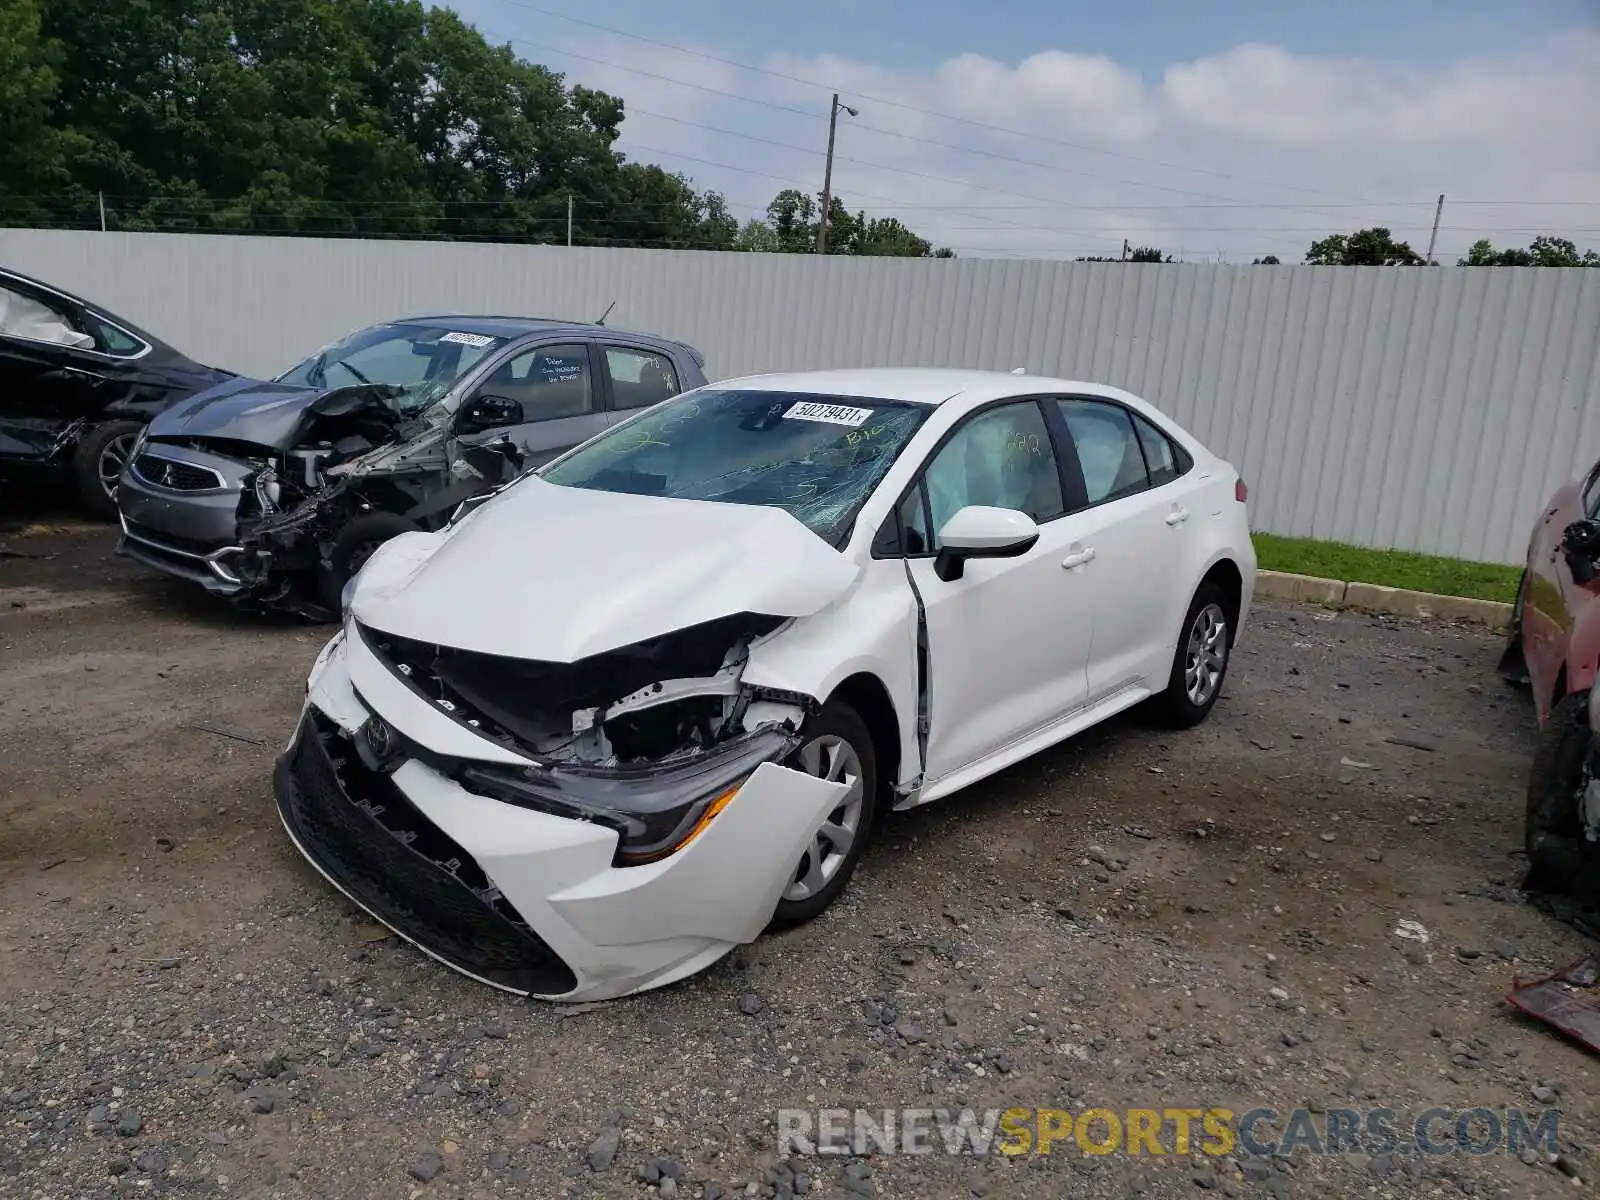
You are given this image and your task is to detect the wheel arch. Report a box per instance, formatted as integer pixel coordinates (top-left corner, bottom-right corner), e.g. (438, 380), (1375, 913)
(824, 671), (902, 818)
(1198, 557), (1244, 646)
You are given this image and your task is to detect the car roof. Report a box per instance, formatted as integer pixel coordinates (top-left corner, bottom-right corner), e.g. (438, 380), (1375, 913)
(394, 314), (698, 354)
(710, 367), (1137, 408)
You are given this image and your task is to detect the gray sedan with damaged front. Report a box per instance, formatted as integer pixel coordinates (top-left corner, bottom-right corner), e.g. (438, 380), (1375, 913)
(115, 316), (706, 618)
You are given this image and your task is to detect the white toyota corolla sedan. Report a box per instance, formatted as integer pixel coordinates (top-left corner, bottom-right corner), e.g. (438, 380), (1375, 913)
(276, 368), (1256, 1000)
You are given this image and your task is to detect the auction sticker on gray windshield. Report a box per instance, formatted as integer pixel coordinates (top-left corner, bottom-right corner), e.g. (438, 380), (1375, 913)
(440, 331), (495, 348)
(785, 401), (874, 427)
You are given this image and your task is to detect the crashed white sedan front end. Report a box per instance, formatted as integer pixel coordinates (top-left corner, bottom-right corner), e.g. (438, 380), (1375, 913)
(274, 476), (873, 1001)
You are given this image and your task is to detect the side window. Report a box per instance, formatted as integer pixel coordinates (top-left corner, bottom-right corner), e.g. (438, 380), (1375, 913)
(0, 285), (94, 350)
(605, 346), (681, 410)
(475, 343), (594, 421)
(81, 315), (145, 357)
(1131, 412), (1190, 488)
(923, 402), (1064, 549)
(898, 486), (931, 554)
(1585, 460), (1600, 518)
(1057, 399), (1150, 507)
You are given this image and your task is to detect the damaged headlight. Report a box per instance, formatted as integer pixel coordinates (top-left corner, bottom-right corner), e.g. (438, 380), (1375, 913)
(456, 726), (799, 866)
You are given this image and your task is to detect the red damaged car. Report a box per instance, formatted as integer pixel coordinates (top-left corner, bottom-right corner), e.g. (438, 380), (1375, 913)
(1502, 460), (1600, 893)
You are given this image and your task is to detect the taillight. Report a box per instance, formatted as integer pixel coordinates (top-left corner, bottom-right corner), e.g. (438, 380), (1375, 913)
(1235, 478), (1248, 503)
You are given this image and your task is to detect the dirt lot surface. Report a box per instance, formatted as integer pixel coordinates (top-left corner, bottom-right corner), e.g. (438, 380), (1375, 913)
(3, 515), (1598, 1200)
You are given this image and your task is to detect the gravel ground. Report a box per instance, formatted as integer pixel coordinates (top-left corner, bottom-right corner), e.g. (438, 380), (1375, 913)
(2, 516), (1597, 1200)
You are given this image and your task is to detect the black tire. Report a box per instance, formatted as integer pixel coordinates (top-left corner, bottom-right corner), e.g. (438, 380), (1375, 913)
(1152, 581), (1233, 729)
(1498, 569), (1531, 686)
(769, 699), (879, 929)
(73, 420), (144, 519)
(1523, 692), (1591, 890)
(316, 512), (417, 613)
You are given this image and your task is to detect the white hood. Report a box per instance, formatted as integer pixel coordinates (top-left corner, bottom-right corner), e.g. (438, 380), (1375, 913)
(350, 477), (862, 661)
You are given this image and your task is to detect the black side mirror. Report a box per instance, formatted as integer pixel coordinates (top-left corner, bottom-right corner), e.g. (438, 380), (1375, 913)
(1565, 519), (1600, 557)
(460, 393), (522, 432)
(1564, 519), (1600, 584)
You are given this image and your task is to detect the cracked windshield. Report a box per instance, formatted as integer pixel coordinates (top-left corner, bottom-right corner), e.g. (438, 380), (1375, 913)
(540, 390), (929, 541)
(274, 323), (507, 413)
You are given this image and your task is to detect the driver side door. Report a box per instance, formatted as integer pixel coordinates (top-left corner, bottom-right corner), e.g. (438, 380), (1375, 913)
(902, 400), (1094, 784)
(459, 342), (611, 468)
(0, 280), (109, 460)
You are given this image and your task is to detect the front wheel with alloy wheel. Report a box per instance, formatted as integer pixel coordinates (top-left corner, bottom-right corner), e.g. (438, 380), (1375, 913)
(73, 420), (144, 519)
(769, 700), (878, 929)
(1152, 581), (1232, 728)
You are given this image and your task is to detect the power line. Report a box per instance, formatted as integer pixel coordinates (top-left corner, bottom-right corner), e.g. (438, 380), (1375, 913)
(508, 33), (1350, 232)
(501, 1), (1382, 206)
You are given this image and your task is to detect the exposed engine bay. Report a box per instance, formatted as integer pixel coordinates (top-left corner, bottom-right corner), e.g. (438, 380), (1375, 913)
(357, 611), (812, 769)
(140, 384), (523, 618)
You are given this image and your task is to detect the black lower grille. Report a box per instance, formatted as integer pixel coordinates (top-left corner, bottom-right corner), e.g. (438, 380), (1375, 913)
(133, 453), (223, 492)
(122, 517), (226, 557)
(274, 711), (578, 995)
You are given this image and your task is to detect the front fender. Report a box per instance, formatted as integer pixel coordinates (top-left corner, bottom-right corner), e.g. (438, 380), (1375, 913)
(1566, 599), (1600, 701)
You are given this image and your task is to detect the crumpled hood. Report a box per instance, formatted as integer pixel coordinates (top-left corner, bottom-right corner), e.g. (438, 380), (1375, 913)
(351, 476), (862, 662)
(146, 376), (387, 451)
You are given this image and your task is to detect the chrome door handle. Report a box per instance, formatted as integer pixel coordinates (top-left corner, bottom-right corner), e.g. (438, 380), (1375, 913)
(1061, 548), (1096, 569)
(1165, 505), (1191, 526)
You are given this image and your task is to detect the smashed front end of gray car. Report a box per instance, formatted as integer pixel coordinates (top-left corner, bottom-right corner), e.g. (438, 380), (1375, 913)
(116, 382), (521, 619)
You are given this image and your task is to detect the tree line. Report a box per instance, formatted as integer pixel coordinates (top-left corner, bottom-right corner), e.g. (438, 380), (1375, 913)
(1, 0), (1592, 266)
(1100, 230), (1597, 267)
(0, 0), (952, 256)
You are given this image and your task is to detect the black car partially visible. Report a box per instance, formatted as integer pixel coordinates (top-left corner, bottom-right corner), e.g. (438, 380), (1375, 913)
(0, 267), (234, 516)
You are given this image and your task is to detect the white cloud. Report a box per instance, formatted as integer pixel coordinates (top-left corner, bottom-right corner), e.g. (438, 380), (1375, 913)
(550, 27), (1600, 262)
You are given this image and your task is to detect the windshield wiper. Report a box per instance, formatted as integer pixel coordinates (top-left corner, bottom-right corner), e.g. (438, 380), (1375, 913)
(331, 360), (373, 385)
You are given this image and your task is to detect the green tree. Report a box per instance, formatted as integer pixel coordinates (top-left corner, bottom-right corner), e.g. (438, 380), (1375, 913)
(1304, 227), (1424, 265)
(1252, 255), (1281, 265)
(1461, 236), (1599, 266)
(0, 0), (75, 222)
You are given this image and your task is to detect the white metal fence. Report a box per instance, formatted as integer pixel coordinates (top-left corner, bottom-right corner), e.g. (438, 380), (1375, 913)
(4, 228), (1598, 564)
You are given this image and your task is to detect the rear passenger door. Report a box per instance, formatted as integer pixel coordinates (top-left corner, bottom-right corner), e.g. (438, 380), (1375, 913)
(599, 344), (683, 416)
(1052, 397), (1208, 701)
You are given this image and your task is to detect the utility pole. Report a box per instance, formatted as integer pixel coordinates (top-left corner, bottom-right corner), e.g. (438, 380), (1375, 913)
(1120, 238), (1130, 261)
(98, 192), (106, 232)
(1424, 193), (1445, 264)
(816, 93), (858, 254)
(567, 193), (573, 247)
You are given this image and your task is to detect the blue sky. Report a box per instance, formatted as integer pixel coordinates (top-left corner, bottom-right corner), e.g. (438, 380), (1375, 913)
(458, 0), (1590, 72)
(445, 0), (1600, 261)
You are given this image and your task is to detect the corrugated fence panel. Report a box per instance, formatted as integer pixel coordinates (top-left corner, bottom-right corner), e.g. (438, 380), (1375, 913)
(3, 228), (1598, 563)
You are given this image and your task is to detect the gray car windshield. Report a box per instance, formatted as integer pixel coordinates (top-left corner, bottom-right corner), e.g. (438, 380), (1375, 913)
(276, 323), (507, 413)
(540, 389), (929, 543)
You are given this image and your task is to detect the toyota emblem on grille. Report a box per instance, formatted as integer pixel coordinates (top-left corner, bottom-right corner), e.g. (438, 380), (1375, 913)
(363, 715), (393, 758)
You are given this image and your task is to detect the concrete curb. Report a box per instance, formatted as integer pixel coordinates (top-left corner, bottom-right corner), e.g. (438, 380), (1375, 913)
(1256, 570), (1513, 631)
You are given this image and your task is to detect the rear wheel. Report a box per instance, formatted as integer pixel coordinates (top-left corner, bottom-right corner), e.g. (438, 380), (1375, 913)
(769, 700), (878, 928)
(73, 420), (143, 519)
(1151, 582), (1232, 728)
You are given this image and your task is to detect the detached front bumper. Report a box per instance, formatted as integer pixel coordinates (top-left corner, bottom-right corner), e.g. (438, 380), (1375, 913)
(273, 632), (846, 1001)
